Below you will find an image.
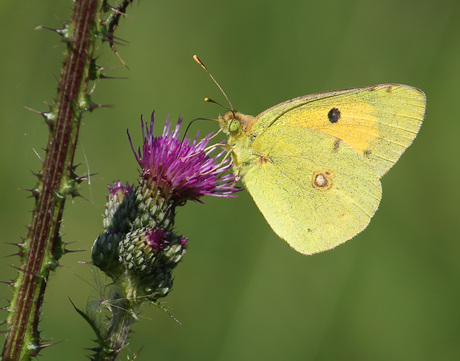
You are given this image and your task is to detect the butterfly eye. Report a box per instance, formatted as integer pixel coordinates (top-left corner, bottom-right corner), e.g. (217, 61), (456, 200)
(228, 118), (240, 133)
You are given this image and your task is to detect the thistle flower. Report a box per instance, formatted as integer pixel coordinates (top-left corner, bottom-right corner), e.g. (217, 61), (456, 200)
(89, 112), (240, 359)
(92, 112), (239, 301)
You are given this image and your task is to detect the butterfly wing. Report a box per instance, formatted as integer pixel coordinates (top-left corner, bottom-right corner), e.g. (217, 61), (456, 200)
(240, 124), (382, 254)
(252, 84), (426, 178)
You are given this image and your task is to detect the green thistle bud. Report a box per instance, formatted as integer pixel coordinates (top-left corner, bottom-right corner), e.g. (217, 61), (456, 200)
(91, 232), (124, 279)
(103, 181), (137, 233)
(118, 227), (187, 300)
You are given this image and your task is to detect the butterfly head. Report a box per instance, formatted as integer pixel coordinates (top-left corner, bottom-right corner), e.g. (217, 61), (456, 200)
(219, 111), (255, 137)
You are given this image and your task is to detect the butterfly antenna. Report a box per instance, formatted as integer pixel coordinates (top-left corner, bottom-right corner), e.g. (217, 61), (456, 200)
(193, 55), (234, 112)
(203, 97), (233, 113)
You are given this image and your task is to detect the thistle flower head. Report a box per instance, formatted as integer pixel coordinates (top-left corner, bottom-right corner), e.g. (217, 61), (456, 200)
(93, 112), (238, 304)
(128, 112), (238, 205)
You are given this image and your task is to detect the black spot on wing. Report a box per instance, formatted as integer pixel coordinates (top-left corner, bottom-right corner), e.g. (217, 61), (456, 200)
(328, 108), (341, 123)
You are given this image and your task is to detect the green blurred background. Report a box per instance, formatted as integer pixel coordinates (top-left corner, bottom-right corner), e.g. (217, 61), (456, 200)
(1, 0), (459, 360)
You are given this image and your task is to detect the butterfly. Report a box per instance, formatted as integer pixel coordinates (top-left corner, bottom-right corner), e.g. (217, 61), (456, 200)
(194, 56), (426, 254)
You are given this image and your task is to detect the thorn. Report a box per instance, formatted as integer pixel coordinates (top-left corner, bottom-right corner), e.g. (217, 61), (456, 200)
(71, 164), (81, 175)
(35, 24), (69, 37)
(88, 83), (97, 96)
(89, 103), (114, 111)
(9, 265), (23, 272)
(34, 340), (64, 350)
(31, 170), (44, 180)
(25, 187), (41, 199)
(20, 186), (36, 195)
(24, 106), (45, 116)
(111, 45), (128, 69)
(106, 34), (130, 46)
(97, 66), (128, 79)
(108, 4), (129, 17)
(73, 172), (98, 182)
(55, 263), (70, 269)
(32, 148), (45, 164)
(24, 106), (55, 128)
(89, 60), (128, 80)
(0, 280), (14, 287)
(9, 265), (36, 277)
(5, 242), (24, 248)
(101, 75), (128, 80)
(71, 192), (90, 203)
(4, 252), (23, 259)
(79, 94), (114, 112)
(62, 240), (79, 246)
(63, 248), (85, 254)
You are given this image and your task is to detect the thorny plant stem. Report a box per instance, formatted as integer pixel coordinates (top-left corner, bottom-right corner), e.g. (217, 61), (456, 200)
(1, 0), (103, 359)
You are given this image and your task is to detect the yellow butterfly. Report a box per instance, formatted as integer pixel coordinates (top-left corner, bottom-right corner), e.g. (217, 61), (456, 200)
(194, 56), (426, 255)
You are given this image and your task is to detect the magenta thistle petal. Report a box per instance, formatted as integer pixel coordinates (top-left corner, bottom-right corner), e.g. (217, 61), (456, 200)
(128, 112), (239, 205)
(107, 181), (133, 201)
(145, 227), (168, 252)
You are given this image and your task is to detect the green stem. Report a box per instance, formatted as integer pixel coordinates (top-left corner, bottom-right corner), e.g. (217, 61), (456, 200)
(105, 295), (137, 360)
(90, 281), (138, 361)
